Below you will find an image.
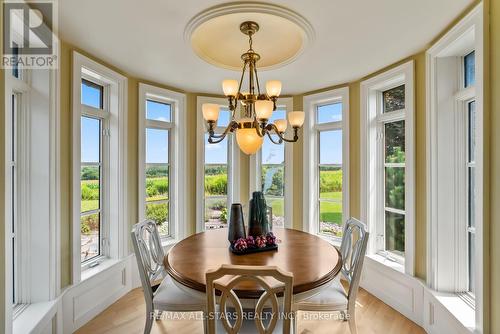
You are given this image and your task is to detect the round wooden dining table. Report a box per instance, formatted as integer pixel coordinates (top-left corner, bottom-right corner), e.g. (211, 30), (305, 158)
(164, 228), (342, 299)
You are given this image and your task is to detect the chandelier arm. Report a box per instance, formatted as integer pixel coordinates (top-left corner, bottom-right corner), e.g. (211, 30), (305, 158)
(265, 131), (283, 144)
(265, 123), (300, 143)
(253, 119), (267, 138)
(207, 121), (239, 142)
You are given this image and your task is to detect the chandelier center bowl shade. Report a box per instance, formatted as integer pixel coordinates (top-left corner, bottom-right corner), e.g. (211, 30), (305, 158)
(186, 2), (314, 71)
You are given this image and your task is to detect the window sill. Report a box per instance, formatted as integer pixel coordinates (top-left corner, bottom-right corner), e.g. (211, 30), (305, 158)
(366, 253), (405, 274)
(81, 258), (121, 281)
(13, 300), (57, 334)
(428, 289), (475, 331)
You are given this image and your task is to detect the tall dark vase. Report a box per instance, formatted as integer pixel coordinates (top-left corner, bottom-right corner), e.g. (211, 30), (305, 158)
(228, 203), (246, 243)
(248, 191), (270, 237)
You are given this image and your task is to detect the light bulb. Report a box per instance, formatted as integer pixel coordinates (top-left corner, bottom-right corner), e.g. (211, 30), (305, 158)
(222, 80), (238, 97)
(274, 119), (287, 133)
(202, 103), (220, 122)
(255, 100), (274, 120)
(266, 80), (282, 97)
(288, 111), (305, 127)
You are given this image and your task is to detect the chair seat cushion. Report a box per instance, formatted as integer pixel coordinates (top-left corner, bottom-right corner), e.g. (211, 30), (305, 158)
(294, 278), (348, 311)
(153, 275), (206, 312)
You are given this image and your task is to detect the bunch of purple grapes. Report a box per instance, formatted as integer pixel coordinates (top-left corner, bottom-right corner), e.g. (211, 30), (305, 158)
(245, 236), (256, 248)
(255, 235), (267, 248)
(266, 232), (277, 246)
(233, 238), (248, 251)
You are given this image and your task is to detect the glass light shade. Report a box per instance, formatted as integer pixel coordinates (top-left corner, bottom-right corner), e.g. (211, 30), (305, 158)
(222, 79), (239, 97)
(288, 111), (305, 127)
(274, 119), (287, 133)
(255, 100), (274, 120)
(202, 103), (220, 122)
(236, 118), (264, 155)
(266, 80), (282, 97)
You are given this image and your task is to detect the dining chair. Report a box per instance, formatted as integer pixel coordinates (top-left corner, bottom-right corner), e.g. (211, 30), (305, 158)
(206, 264), (294, 334)
(131, 220), (207, 334)
(293, 218), (369, 334)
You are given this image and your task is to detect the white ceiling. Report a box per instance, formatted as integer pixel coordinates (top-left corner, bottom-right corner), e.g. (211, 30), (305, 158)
(59, 0), (474, 95)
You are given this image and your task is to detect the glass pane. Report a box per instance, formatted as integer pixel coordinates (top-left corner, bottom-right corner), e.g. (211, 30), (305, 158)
(266, 197), (284, 228)
(385, 121), (405, 163)
(319, 130), (342, 165)
(468, 167), (475, 228)
(320, 166), (342, 199)
(205, 134), (228, 164)
(385, 211), (405, 255)
(262, 136), (284, 164)
(383, 85), (405, 113)
(146, 202), (169, 235)
(146, 128), (169, 164)
(320, 201), (343, 237)
(468, 100), (476, 162)
(204, 197), (228, 228)
(464, 51), (475, 88)
(145, 165), (169, 202)
(81, 79), (103, 109)
(317, 102), (342, 123)
(81, 116), (100, 163)
(262, 165), (284, 196)
(205, 165), (228, 196)
(81, 212), (100, 262)
(385, 167), (405, 210)
(12, 43), (19, 78)
(269, 108), (286, 124)
(81, 166), (100, 212)
(217, 107), (231, 127)
(146, 99), (171, 122)
(468, 232), (475, 293)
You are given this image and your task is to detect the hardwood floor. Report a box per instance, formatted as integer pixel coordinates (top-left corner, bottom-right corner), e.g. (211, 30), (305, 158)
(76, 286), (424, 334)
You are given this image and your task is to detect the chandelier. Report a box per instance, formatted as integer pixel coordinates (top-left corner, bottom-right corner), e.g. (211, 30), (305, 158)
(202, 21), (305, 155)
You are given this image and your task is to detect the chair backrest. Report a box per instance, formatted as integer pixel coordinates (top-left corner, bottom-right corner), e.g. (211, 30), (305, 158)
(339, 218), (369, 304)
(206, 265), (293, 334)
(131, 220), (165, 306)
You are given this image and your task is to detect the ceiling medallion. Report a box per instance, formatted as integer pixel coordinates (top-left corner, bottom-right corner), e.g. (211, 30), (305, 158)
(185, 2), (315, 71)
(201, 21), (305, 155)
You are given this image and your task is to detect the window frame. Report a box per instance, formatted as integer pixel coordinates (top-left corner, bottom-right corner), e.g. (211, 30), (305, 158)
(196, 96), (240, 233)
(303, 87), (350, 241)
(138, 83), (186, 243)
(72, 52), (128, 282)
(251, 97), (293, 229)
(361, 61), (415, 275)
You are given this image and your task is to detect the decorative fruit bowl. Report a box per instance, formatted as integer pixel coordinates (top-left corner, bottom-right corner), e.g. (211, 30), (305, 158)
(229, 232), (278, 255)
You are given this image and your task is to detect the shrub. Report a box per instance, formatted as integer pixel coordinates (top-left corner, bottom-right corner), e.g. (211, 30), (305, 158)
(146, 203), (168, 225)
(205, 174), (227, 195)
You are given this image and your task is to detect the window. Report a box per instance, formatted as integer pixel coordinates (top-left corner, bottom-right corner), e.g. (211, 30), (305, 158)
(197, 97), (239, 232)
(204, 134), (230, 229)
(139, 83), (186, 241)
(10, 93), (17, 305)
(303, 88), (349, 238)
(361, 61), (414, 273)
(467, 100), (476, 295)
(72, 52), (128, 281)
(144, 100), (172, 236)
(259, 107), (288, 228)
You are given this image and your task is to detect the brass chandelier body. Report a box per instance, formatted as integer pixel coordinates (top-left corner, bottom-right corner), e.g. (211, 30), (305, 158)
(202, 21), (305, 155)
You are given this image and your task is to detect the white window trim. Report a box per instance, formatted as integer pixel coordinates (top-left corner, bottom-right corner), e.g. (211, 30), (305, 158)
(138, 83), (187, 243)
(360, 61), (415, 275)
(4, 49), (61, 333)
(426, 4), (484, 331)
(196, 96), (240, 233)
(303, 87), (350, 240)
(249, 97), (294, 229)
(71, 52), (128, 283)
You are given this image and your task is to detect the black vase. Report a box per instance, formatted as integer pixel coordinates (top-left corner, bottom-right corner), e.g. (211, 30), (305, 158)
(248, 191), (269, 237)
(228, 203), (246, 243)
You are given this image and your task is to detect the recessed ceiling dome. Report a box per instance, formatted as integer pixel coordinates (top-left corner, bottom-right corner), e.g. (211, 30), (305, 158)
(185, 2), (315, 71)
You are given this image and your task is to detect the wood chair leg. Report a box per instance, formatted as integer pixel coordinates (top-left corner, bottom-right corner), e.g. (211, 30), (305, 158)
(347, 308), (357, 334)
(144, 305), (154, 334)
